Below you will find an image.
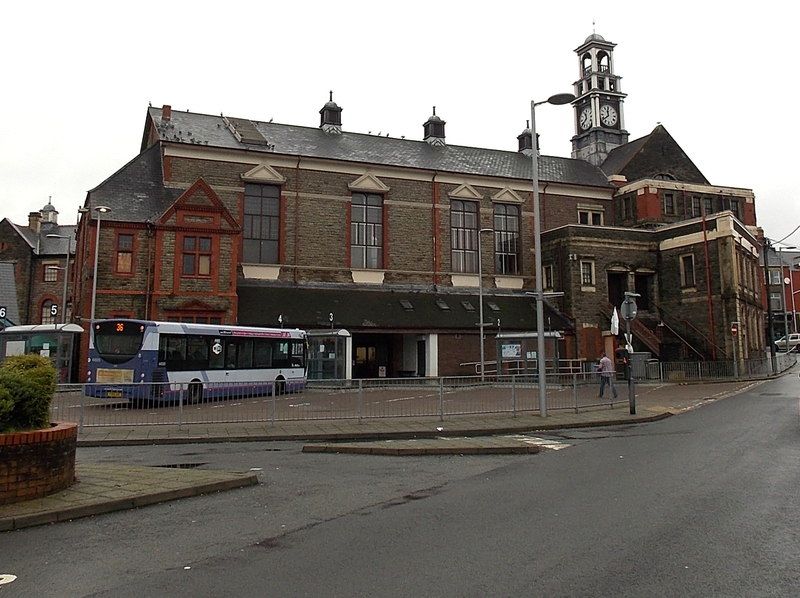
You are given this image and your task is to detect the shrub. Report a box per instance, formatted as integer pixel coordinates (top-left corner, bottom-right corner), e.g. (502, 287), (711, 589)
(0, 354), (57, 433)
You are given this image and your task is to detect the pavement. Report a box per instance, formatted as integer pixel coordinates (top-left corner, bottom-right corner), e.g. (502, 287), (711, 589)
(0, 378), (768, 531)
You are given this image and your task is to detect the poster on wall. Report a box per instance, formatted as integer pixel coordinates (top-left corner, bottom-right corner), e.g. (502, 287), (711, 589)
(502, 343), (522, 358)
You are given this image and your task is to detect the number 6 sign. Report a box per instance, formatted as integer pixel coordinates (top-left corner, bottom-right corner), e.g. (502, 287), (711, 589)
(0, 306), (6, 318)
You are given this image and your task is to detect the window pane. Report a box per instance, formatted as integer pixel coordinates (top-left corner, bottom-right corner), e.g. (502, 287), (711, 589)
(118, 234), (133, 250)
(183, 254), (195, 275)
(183, 236), (195, 251)
(199, 237), (212, 252)
(117, 252), (132, 273)
(198, 255), (211, 276)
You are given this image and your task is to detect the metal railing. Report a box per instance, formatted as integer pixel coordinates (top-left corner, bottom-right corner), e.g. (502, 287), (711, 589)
(49, 353), (795, 429)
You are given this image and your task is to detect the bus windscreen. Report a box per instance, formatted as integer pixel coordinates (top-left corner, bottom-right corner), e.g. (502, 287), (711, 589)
(93, 321), (146, 365)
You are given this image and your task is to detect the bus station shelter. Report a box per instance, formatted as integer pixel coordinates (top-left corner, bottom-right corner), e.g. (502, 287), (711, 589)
(0, 323), (84, 383)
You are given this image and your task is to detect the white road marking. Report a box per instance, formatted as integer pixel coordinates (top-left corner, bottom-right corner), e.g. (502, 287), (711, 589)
(0, 575), (17, 585)
(505, 435), (572, 451)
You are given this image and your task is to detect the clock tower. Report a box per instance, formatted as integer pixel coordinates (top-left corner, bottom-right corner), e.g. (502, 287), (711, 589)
(570, 33), (629, 166)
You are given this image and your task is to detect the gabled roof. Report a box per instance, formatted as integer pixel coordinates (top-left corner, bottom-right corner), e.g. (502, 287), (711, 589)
(1, 220), (76, 255)
(146, 107), (612, 189)
(0, 262), (21, 326)
(601, 124), (708, 185)
(86, 143), (180, 223)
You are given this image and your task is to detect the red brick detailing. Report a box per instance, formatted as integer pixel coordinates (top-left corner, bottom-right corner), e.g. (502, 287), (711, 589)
(0, 422), (77, 505)
(636, 188), (661, 221)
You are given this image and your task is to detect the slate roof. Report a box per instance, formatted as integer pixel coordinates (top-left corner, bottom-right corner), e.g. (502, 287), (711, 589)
(86, 143), (181, 223)
(237, 284), (573, 332)
(5, 221), (76, 255)
(147, 107), (611, 189)
(0, 262), (21, 326)
(601, 133), (649, 176)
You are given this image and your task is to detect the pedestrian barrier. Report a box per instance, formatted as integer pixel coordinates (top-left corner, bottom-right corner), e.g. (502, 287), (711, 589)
(49, 354), (795, 428)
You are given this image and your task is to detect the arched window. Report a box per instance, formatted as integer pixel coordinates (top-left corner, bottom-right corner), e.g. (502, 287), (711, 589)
(582, 53), (592, 77)
(41, 299), (57, 325)
(598, 52), (610, 73)
(653, 173), (676, 181)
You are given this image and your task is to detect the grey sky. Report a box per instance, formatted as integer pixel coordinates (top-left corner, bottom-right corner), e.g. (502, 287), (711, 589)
(1, 1), (794, 244)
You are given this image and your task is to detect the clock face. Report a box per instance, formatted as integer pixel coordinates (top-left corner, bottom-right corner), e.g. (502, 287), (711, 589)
(579, 107), (592, 130)
(600, 104), (618, 127)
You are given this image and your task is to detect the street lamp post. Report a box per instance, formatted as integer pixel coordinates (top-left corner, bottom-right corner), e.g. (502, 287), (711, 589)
(763, 238), (777, 373)
(90, 206), (111, 324)
(476, 227), (493, 382)
(530, 93), (575, 417)
(620, 291), (640, 414)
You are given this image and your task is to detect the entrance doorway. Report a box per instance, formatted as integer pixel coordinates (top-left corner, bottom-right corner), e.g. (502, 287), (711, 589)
(352, 334), (392, 378)
(635, 274), (653, 310)
(416, 340), (426, 376)
(607, 271), (627, 308)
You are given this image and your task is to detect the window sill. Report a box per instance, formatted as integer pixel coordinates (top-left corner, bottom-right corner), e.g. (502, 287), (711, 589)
(495, 275), (524, 290)
(450, 274), (479, 288)
(680, 286), (697, 293)
(580, 285), (596, 292)
(351, 269), (385, 284)
(241, 264), (281, 280)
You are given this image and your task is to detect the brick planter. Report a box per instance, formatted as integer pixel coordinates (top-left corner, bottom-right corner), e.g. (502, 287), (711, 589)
(0, 422), (77, 505)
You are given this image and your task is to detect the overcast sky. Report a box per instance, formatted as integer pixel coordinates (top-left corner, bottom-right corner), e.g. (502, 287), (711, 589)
(1, 1), (795, 244)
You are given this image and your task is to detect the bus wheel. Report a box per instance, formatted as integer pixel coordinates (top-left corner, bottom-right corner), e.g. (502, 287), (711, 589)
(273, 378), (286, 396)
(188, 382), (203, 404)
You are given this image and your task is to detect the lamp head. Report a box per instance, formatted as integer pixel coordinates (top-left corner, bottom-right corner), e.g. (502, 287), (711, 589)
(94, 205), (111, 214)
(547, 93), (576, 105)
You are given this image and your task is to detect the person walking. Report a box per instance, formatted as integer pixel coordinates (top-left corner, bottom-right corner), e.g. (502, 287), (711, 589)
(597, 351), (618, 400)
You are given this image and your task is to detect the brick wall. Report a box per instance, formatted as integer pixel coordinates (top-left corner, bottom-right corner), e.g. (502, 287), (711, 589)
(0, 422), (76, 505)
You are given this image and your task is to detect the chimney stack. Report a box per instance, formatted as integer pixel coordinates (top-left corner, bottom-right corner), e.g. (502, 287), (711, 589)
(28, 212), (41, 233)
(162, 104), (172, 122)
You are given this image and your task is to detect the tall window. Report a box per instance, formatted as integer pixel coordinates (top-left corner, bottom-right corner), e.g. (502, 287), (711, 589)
(243, 183), (280, 264)
(542, 264), (554, 290)
(43, 261), (58, 282)
(182, 236), (212, 277)
(41, 299), (56, 325)
(703, 197), (714, 215)
(451, 200), (478, 273)
(493, 204), (519, 274)
(116, 233), (133, 273)
(663, 192), (675, 215)
(580, 261), (595, 286)
(680, 254), (696, 287)
(731, 199), (741, 219)
(350, 193), (383, 269)
(691, 197), (702, 217)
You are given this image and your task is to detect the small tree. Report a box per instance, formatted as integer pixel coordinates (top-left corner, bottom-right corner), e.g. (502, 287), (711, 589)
(0, 354), (57, 433)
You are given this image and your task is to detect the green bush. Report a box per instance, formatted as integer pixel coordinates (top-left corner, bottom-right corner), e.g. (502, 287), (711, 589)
(0, 354), (57, 433)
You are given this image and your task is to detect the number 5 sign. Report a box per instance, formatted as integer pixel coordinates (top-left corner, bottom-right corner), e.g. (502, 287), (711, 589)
(50, 304), (58, 317)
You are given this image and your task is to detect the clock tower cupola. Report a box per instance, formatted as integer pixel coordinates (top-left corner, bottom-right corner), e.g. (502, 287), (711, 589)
(570, 32), (629, 166)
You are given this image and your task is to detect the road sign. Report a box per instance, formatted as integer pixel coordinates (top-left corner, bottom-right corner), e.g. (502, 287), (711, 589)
(50, 304), (58, 317)
(731, 323), (739, 336)
(610, 307), (619, 335)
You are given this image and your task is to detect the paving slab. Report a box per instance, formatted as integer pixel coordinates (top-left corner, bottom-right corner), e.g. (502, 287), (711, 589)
(0, 463), (258, 532)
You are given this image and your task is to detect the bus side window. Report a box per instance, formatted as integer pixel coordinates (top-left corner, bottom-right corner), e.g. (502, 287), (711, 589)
(225, 341), (238, 369)
(253, 340), (272, 368)
(273, 341), (290, 368)
(186, 336), (209, 369)
(291, 340), (305, 368)
(161, 336), (186, 370)
(237, 340), (253, 369)
(208, 337), (224, 370)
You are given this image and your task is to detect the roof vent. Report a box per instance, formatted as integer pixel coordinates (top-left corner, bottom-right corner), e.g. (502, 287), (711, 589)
(223, 116), (273, 149)
(320, 91), (343, 134)
(435, 299), (451, 311)
(423, 106), (446, 146)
